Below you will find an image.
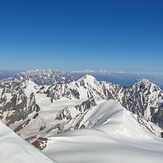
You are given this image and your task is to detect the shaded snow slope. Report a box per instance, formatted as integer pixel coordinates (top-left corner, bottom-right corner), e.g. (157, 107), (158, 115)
(0, 121), (55, 163)
(43, 100), (163, 163)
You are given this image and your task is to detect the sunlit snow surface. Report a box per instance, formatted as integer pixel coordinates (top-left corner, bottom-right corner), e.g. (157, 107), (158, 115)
(43, 100), (163, 163)
(0, 122), (55, 163)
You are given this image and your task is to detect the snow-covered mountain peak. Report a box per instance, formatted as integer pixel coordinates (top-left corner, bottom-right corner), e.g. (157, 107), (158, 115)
(77, 74), (97, 83)
(83, 74), (96, 80)
(133, 78), (150, 86)
(132, 78), (161, 91)
(23, 79), (38, 91)
(77, 74), (101, 90)
(139, 79), (154, 86)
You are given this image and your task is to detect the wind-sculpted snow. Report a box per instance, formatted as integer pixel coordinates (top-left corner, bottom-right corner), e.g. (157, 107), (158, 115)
(52, 98), (96, 133)
(43, 100), (163, 163)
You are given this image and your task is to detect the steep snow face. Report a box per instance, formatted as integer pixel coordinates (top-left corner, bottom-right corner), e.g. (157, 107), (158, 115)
(43, 100), (163, 163)
(0, 121), (55, 163)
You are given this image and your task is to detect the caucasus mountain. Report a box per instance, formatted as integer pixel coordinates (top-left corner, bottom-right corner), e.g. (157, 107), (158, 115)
(0, 69), (163, 163)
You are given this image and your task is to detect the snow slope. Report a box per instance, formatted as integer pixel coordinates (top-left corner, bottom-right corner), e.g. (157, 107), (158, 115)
(0, 121), (55, 163)
(43, 100), (163, 163)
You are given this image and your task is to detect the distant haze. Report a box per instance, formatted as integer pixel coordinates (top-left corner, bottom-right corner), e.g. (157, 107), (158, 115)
(0, 69), (163, 90)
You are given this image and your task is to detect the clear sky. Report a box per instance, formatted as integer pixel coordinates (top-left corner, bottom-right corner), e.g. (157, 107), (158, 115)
(0, 0), (163, 74)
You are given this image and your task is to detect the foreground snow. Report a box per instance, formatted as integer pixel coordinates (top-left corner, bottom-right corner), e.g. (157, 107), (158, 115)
(0, 121), (55, 163)
(43, 129), (163, 163)
(43, 100), (163, 163)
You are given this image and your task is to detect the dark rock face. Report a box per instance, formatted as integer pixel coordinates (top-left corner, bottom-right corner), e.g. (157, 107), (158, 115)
(14, 119), (31, 132)
(32, 137), (48, 150)
(45, 84), (72, 101)
(161, 132), (163, 138)
(55, 108), (72, 121)
(75, 98), (96, 112)
(25, 136), (48, 150)
(70, 88), (80, 99)
(151, 108), (163, 128)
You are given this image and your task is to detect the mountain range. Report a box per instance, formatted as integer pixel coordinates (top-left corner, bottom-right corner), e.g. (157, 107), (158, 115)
(0, 69), (163, 162)
(1, 69), (163, 88)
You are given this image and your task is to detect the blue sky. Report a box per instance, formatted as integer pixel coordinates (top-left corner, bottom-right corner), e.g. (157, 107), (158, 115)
(0, 0), (163, 74)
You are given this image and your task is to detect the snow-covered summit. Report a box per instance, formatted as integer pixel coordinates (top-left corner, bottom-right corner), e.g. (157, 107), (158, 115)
(133, 78), (161, 90)
(78, 74), (97, 82)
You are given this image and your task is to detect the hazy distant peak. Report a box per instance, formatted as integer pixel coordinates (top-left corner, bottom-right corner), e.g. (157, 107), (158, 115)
(117, 71), (124, 74)
(83, 69), (95, 73)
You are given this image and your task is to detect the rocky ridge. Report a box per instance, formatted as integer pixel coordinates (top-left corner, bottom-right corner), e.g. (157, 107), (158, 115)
(0, 80), (45, 135)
